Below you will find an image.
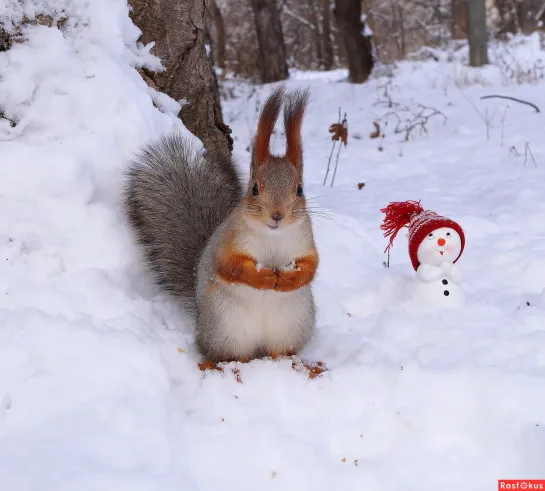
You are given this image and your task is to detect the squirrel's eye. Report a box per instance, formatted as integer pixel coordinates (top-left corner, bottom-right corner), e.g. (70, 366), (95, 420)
(296, 184), (303, 197)
(252, 183), (259, 196)
(428, 233), (434, 239)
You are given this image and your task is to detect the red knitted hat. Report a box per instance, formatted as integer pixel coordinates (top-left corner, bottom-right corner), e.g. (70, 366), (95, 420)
(380, 200), (465, 270)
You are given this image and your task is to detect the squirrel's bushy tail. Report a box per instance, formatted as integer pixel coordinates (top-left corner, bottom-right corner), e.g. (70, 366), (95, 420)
(123, 133), (242, 313)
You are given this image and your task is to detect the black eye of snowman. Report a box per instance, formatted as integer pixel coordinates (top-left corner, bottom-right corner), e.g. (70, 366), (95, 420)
(446, 232), (451, 238)
(427, 233), (434, 240)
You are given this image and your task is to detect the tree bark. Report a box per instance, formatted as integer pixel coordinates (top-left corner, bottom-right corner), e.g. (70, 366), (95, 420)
(249, 0), (289, 83)
(451, 0), (468, 39)
(334, 0), (374, 83)
(322, 0), (334, 70)
(495, 0), (519, 35)
(467, 0), (489, 67)
(392, 2), (406, 58)
(307, 0), (324, 69)
(206, 0), (226, 70)
(516, 1), (538, 34)
(128, 0), (232, 156)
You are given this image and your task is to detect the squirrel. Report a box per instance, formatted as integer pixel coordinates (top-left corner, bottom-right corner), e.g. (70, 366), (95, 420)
(123, 86), (319, 363)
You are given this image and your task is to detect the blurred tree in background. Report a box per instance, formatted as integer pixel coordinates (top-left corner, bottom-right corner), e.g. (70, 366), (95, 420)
(334, 0), (375, 82)
(249, 0), (289, 82)
(468, 0), (489, 66)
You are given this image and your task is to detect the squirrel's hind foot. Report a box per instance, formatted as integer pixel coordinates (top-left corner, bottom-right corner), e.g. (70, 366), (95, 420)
(267, 350), (298, 360)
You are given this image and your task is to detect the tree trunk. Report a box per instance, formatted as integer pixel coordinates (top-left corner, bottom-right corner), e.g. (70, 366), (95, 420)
(206, 0), (226, 70)
(393, 2), (406, 58)
(322, 0), (334, 70)
(128, 0), (232, 156)
(495, 0), (519, 35)
(334, 0), (374, 83)
(467, 0), (489, 66)
(516, 1), (537, 33)
(249, 0), (289, 83)
(307, 0), (324, 69)
(451, 0), (468, 39)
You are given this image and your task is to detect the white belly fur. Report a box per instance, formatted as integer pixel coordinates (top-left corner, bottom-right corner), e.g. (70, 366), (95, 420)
(216, 282), (313, 357)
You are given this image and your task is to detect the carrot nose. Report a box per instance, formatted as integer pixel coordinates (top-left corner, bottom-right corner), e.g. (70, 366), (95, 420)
(437, 238), (446, 246)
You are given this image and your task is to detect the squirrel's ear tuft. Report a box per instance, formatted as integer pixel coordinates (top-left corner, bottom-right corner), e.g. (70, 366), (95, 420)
(253, 85), (285, 166)
(284, 87), (310, 169)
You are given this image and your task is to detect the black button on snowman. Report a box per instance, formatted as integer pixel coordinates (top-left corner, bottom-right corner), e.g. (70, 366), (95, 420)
(380, 200), (466, 310)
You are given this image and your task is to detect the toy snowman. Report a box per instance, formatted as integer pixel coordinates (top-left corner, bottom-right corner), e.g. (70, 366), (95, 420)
(380, 200), (466, 309)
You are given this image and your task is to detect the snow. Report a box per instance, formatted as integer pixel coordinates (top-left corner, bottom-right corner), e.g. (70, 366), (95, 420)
(361, 13), (373, 37)
(1, 2), (545, 490)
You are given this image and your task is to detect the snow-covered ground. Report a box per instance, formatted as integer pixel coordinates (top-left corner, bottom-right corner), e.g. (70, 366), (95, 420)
(1, 2), (545, 490)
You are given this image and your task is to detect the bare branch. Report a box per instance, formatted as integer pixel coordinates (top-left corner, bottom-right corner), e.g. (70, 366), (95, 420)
(282, 5), (317, 31)
(376, 102), (447, 142)
(480, 95), (540, 113)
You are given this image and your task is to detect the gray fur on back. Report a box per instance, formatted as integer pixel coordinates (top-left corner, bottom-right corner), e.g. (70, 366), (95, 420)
(123, 133), (242, 314)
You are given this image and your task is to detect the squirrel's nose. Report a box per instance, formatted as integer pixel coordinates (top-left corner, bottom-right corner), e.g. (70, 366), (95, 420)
(271, 212), (284, 222)
(437, 238), (446, 246)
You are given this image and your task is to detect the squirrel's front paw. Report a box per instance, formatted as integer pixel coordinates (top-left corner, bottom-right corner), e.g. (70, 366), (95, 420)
(274, 270), (304, 292)
(252, 267), (277, 290)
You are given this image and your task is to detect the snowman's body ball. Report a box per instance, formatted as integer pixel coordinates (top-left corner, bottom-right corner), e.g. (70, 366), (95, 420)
(412, 263), (465, 308)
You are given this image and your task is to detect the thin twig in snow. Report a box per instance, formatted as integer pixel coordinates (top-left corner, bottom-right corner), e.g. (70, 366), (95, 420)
(445, 74), (495, 139)
(323, 108), (340, 186)
(323, 141), (336, 186)
(329, 112), (348, 187)
(524, 142), (537, 168)
(378, 120), (387, 152)
(508, 145), (520, 158)
(500, 105), (509, 148)
(330, 138), (343, 187)
(480, 95), (540, 113)
(376, 103), (447, 142)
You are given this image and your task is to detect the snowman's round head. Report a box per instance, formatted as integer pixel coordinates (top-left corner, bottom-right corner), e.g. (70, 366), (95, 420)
(416, 227), (462, 266)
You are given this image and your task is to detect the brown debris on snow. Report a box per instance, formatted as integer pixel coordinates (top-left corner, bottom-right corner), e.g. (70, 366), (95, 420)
(198, 360), (223, 372)
(232, 368), (242, 383)
(291, 359), (327, 379)
(198, 361), (244, 383)
(369, 121), (381, 138)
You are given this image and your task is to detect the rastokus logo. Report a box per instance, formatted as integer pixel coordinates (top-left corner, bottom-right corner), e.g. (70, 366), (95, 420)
(498, 481), (545, 490)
